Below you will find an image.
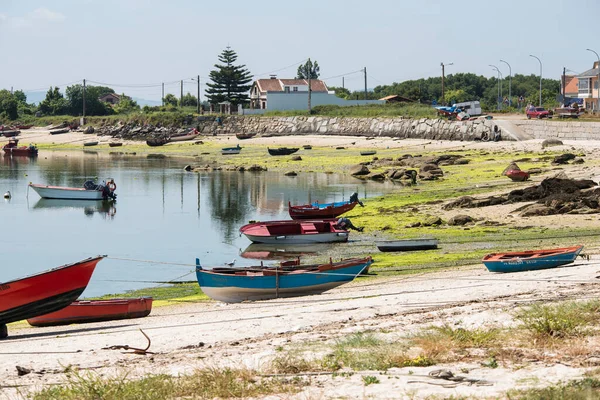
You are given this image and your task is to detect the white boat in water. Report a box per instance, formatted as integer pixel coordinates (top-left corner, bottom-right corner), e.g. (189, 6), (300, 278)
(29, 179), (117, 201)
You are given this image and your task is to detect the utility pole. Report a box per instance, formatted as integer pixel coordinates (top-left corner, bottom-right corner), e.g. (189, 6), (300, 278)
(308, 57), (312, 113)
(490, 65), (501, 110)
(162, 82), (164, 106)
(562, 67), (566, 106)
(82, 78), (86, 122)
(363, 67), (367, 100)
(529, 54), (543, 107)
(10, 87), (13, 94)
(440, 62), (453, 105)
(500, 59), (512, 107)
(197, 75), (200, 114)
(342, 76), (344, 89)
(180, 80), (183, 107)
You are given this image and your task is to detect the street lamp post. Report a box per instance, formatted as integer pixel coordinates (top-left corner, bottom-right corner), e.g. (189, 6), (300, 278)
(490, 64), (502, 110)
(440, 62), (453, 105)
(530, 54), (543, 107)
(500, 59), (512, 107)
(586, 48), (600, 113)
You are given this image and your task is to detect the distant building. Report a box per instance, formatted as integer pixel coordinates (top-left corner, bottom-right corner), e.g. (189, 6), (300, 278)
(247, 76), (383, 112)
(98, 93), (121, 105)
(379, 95), (414, 103)
(576, 61), (599, 111)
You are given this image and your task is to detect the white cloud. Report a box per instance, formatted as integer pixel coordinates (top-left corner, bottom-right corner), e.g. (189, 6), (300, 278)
(30, 8), (66, 23)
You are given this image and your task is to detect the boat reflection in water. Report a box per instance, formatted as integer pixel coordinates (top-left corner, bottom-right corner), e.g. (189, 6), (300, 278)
(32, 199), (117, 219)
(240, 243), (331, 261)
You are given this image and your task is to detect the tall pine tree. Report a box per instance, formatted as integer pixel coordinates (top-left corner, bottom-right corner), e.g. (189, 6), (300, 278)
(205, 47), (253, 106)
(296, 59), (320, 79)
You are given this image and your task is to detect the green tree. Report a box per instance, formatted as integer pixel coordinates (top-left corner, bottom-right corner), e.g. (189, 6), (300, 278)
(65, 85), (114, 116)
(205, 46), (253, 106)
(0, 90), (18, 121)
(329, 86), (351, 99)
(296, 59), (320, 79)
(163, 94), (178, 106)
(13, 90), (27, 104)
(113, 94), (139, 114)
(39, 87), (68, 116)
(180, 93), (198, 107)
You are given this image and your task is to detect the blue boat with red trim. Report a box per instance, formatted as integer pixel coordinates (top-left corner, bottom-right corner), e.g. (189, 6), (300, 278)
(482, 245), (583, 273)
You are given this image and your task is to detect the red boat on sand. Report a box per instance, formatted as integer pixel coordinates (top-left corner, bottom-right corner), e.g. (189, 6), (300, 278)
(27, 297), (153, 327)
(3, 139), (38, 156)
(0, 256), (105, 339)
(289, 192), (363, 220)
(505, 169), (530, 182)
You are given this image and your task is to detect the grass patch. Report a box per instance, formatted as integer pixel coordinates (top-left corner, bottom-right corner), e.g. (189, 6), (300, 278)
(30, 367), (303, 400)
(507, 377), (600, 400)
(94, 282), (210, 306)
(515, 300), (600, 339)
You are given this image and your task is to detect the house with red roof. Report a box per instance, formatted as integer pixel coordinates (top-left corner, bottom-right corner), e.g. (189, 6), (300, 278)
(248, 76), (383, 112)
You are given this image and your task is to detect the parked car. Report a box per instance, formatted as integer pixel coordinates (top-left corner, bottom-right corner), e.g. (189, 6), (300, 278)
(526, 107), (552, 119)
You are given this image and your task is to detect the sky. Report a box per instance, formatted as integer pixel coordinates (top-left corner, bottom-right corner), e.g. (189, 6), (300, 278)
(1, 0), (599, 102)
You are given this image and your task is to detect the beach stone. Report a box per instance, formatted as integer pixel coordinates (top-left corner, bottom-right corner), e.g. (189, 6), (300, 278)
(447, 215), (474, 225)
(183, 165), (192, 172)
(526, 168), (543, 175)
(350, 165), (370, 176)
(16, 366), (32, 376)
(542, 138), (563, 148)
(84, 126), (94, 134)
(284, 171), (297, 176)
(420, 163), (440, 172)
(247, 164), (267, 172)
(369, 173), (386, 181)
(519, 204), (554, 217)
(422, 216), (443, 226)
(572, 157), (585, 164)
(552, 153), (576, 165)
(291, 156), (302, 161)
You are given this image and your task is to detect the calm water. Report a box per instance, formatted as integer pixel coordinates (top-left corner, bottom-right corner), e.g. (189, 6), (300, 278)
(0, 150), (394, 297)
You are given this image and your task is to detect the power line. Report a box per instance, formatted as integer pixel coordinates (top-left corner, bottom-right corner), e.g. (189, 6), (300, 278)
(253, 58), (309, 78)
(321, 69), (364, 81)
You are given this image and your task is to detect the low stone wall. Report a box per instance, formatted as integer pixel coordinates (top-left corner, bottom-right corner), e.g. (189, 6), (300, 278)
(202, 116), (504, 141)
(512, 120), (600, 140)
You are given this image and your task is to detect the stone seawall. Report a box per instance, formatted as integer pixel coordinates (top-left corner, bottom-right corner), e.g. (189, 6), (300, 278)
(202, 116), (504, 141)
(512, 120), (600, 140)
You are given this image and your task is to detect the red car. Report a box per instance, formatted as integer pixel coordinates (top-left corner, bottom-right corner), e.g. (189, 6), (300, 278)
(526, 107), (552, 119)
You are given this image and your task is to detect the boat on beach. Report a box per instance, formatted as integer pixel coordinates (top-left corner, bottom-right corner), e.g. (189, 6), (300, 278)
(222, 144), (242, 155)
(505, 169), (530, 182)
(2, 130), (20, 137)
(376, 238), (439, 252)
(27, 297), (153, 327)
(236, 132), (257, 140)
(0, 255), (105, 339)
(289, 192), (363, 220)
(170, 129), (201, 142)
(49, 128), (69, 135)
(109, 142), (123, 147)
(83, 141), (98, 147)
(195, 256), (373, 303)
(360, 150), (377, 156)
(240, 219), (349, 244)
(268, 147), (299, 156)
(29, 179), (117, 201)
(482, 245), (584, 273)
(2, 139), (38, 156)
(146, 137), (169, 147)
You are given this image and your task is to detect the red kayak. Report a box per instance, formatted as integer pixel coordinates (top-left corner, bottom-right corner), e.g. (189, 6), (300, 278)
(27, 297), (153, 327)
(505, 169), (530, 182)
(0, 256), (104, 339)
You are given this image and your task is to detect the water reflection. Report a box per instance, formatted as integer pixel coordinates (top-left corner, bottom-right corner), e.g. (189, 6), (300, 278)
(240, 243), (330, 260)
(32, 199), (117, 219)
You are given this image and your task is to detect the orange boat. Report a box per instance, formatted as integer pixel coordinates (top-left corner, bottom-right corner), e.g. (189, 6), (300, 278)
(27, 297), (153, 327)
(505, 169), (530, 182)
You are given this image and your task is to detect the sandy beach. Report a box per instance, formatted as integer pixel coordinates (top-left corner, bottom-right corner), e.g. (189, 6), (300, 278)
(3, 127), (600, 399)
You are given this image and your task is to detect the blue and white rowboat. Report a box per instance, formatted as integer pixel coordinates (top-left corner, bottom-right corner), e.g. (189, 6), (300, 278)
(196, 256), (373, 303)
(482, 245), (583, 273)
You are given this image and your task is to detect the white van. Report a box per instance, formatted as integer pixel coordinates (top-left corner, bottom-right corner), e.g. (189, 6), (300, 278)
(452, 101), (482, 116)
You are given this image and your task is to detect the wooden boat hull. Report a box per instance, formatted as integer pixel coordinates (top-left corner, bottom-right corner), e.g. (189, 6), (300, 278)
(29, 183), (110, 200)
(3, 147), (38, 157)
(240, 219), (349, 244)
(169, 133), (200, 142)
(2, 130), (20, 137)
(0, 256), (104, 337)
(289, 201), (357, 220)
(27, 297), (152, 327)
(146, 138), (169, 147)
(221, 149), (241, 155)
(376, 239), (439, 252)
(83, 142), (98, 147)
(49, 128), (69, 135)
(268, 147), (299, 156)
(196, 257), (372, 303)
(506, 169), (530, 182)
(236, 132), (257, 140)
(360, 151), (377, 156)
(108, 142), (123, 147)
(482, 246), (583, 273)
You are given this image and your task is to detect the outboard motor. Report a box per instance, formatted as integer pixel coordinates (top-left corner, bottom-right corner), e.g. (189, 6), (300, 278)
(349, 192), (364, 207)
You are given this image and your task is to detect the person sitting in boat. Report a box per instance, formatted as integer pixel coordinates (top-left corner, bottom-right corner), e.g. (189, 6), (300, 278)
(336, 217), (364, 232)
